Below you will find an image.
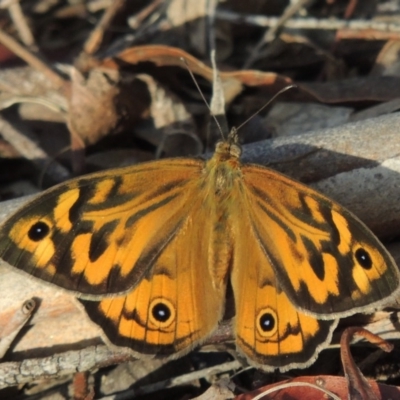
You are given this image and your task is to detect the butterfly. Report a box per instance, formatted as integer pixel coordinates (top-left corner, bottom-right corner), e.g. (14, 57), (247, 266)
(0, 129), (398, 371)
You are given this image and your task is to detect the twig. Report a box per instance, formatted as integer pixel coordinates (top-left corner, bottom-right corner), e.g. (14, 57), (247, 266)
(128, 0), (164, 29)
(0, 29), (66, 90)
(344, 0), (359, 19)
(83, 0), (126, 55)
(54, 0), (113, 18)
(336, 28), (400, 40)
(243, 0), (314, 68)
(0, 345), (133, 389)
(7, 0), (36, 49)
(217, 9), (400, 33)
(129, 360), (242, 397)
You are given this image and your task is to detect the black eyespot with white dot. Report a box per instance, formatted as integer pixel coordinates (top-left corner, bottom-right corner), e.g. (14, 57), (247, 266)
(28, 221), (50, 242)
(259, 312), (275, 332)
(355, 248), (372, 270)
(256, 307), (278, 337)
(152, 302), (171, 323)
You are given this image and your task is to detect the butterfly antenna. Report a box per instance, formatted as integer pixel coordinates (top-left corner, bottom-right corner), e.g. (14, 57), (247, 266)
(181, 57), (225, 139)
(235, 84), (298, 132)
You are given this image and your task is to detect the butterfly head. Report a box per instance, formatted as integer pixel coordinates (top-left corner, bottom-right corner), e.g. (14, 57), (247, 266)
(215, 128), (242, 161)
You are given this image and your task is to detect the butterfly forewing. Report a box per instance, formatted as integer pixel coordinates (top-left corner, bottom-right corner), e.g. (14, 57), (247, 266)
(0, 159), (205, 297)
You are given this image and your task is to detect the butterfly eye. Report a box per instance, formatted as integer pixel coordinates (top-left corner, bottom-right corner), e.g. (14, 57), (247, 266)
(256, 308), (278, 337)
(28, 221), (50, 242)
(149, 299), (175, 327)
(355, 248), (372, 270)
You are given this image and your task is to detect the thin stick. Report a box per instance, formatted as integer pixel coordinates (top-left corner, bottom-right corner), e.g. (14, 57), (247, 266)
(244, 0), (313, 68)
(0, 29), (66, 90)
(83, 0), (126, 55)
(217, 10), (400, 34)
(128, 0), (164, 30)
(7, 0), (36, 48)
(130, 360), (241, 397)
